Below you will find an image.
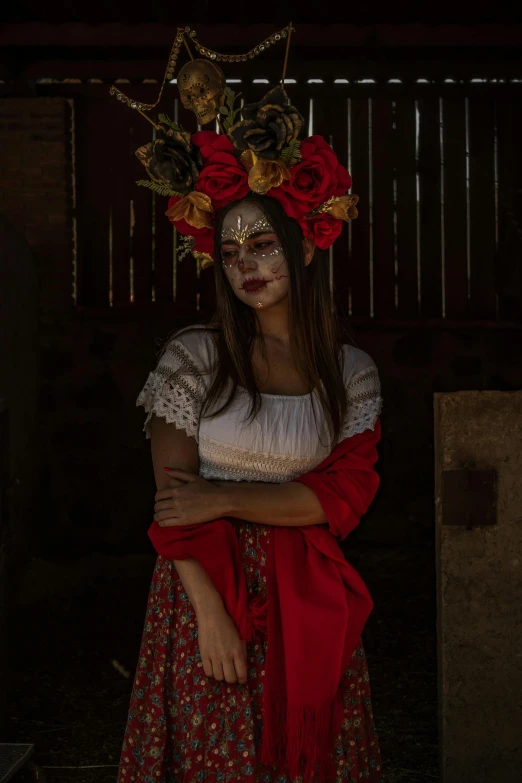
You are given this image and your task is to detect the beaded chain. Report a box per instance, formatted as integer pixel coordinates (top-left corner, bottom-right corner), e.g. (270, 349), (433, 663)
(109, 24), (294, 115)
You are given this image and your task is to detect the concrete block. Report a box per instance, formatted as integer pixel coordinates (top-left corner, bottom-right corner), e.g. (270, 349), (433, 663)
(435, 391), (522, 783)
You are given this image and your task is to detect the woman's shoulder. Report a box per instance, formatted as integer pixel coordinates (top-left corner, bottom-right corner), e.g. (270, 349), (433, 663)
(342, 343), (377, 379)
(339, 344), (382, 437)
(342, 343), (380, 394)
(162, 323), (219, 377)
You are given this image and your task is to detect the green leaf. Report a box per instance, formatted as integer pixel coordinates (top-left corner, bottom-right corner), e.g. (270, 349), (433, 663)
(221, 89), (245, 131)
(280, 140), (302, 168)
(227, 91), (243, 110)
(157, 113), (184, 132)
(136, 179), (183, 198)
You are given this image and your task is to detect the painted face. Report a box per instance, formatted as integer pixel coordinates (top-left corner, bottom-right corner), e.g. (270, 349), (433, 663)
(220, 202), (289, 309)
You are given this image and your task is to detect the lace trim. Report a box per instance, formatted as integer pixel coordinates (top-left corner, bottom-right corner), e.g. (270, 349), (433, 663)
(166, 340), (203, 379)
(137, 342), (383, 448)
(136, 340), (206, 441)
(198, 434), (327, 483)
(341, 365), (383, 440)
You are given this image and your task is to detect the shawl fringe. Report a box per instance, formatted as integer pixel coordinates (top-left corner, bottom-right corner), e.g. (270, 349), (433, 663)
(260, 695), (345, 783)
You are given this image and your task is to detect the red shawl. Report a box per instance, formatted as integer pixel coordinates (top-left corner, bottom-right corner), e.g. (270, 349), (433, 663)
(148, 419), (381, 783)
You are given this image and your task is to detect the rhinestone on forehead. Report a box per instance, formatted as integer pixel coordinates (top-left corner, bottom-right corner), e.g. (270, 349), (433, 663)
(221, 215), (274, 244)
(252, 217), (273, 234)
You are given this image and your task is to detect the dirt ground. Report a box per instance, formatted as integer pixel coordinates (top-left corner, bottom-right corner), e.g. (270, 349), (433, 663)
(5, 535), (438, 783)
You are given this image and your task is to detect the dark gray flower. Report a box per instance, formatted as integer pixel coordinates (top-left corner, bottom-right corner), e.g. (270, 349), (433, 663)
(228, 86), (303, 160)
(135, 124), (202, 194)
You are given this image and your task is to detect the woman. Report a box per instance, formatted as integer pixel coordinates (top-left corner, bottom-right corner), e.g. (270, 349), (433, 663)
(114, 71), (385, 779)
(117, 187), (383, 783)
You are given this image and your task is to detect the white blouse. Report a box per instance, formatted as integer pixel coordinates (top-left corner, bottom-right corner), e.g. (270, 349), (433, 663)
(137, 325), (382, 484)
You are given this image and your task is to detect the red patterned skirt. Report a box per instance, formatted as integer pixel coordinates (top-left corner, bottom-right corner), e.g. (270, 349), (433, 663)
(118, 522), (383, 783)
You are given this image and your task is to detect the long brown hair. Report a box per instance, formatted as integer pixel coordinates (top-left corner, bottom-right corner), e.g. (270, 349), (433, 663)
(169, 194), (352, 449)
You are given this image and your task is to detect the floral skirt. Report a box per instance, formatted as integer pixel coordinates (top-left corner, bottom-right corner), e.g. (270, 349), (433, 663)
(118, 522), (383, 783)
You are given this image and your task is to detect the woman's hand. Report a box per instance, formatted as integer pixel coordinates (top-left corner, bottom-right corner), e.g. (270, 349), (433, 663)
(197, 603), (248, 685)
(154, 468), (230, 527)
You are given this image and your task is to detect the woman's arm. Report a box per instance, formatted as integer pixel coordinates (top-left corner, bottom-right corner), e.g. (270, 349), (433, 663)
(150, 414), (223, 618)
(215, 479), (327, 527)
(213, 423), (381, 531)
(150, 413), (249, 685)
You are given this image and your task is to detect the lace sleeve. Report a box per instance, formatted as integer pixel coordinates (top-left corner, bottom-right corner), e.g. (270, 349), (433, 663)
(340, 358), (383, 440)
(136, 338), (206, 442)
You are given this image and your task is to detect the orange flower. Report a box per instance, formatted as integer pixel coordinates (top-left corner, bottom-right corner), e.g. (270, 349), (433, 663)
(165, 191), (213, 230)
(308, 194), (359, 222)
(324, 194), (359, 221)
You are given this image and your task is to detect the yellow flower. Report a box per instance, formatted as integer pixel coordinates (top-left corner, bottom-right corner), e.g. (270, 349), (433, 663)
(240, 150), (290, 195)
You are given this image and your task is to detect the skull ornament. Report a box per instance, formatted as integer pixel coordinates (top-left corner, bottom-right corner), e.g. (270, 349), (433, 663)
(178, 59), (226, 125)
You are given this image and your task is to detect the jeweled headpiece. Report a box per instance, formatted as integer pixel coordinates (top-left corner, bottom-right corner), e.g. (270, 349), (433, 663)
(110, 24), (359, 270)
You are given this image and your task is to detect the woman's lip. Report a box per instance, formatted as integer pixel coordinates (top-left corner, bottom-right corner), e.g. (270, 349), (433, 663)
(241, 280), (269, 293)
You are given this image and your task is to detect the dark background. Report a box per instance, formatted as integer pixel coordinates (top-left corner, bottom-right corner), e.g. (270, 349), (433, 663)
(1, 2), (521, 23)
(1, 5), (522, 782)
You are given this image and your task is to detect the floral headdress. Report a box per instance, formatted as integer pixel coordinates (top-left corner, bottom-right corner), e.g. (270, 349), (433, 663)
(110, 25), (359, 270)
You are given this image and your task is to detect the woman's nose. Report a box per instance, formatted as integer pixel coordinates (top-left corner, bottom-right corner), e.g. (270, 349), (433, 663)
(238, 244), (257, 267)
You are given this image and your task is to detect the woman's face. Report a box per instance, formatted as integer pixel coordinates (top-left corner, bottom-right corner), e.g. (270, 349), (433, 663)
(220, 202), (290, 310)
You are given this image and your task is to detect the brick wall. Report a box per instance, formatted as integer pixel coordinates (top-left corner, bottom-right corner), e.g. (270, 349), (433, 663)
(0, 98), (70, 726)
(0, 216), (40, 729)
(0, 97), (73, 310)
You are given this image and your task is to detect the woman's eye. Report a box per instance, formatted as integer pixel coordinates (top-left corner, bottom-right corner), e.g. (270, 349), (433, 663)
(255, 241), (272, 250)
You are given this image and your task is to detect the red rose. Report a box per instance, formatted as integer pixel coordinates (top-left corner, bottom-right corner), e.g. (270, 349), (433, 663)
(299, 213), (343, 251)
(192, 130), (235, 161)
(166, 195), (214, 257)
(270, 135), (352, 220)
(192, 130), (250, 210)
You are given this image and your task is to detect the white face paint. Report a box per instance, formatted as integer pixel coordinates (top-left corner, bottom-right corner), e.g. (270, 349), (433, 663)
(220, 202), (289, 310)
